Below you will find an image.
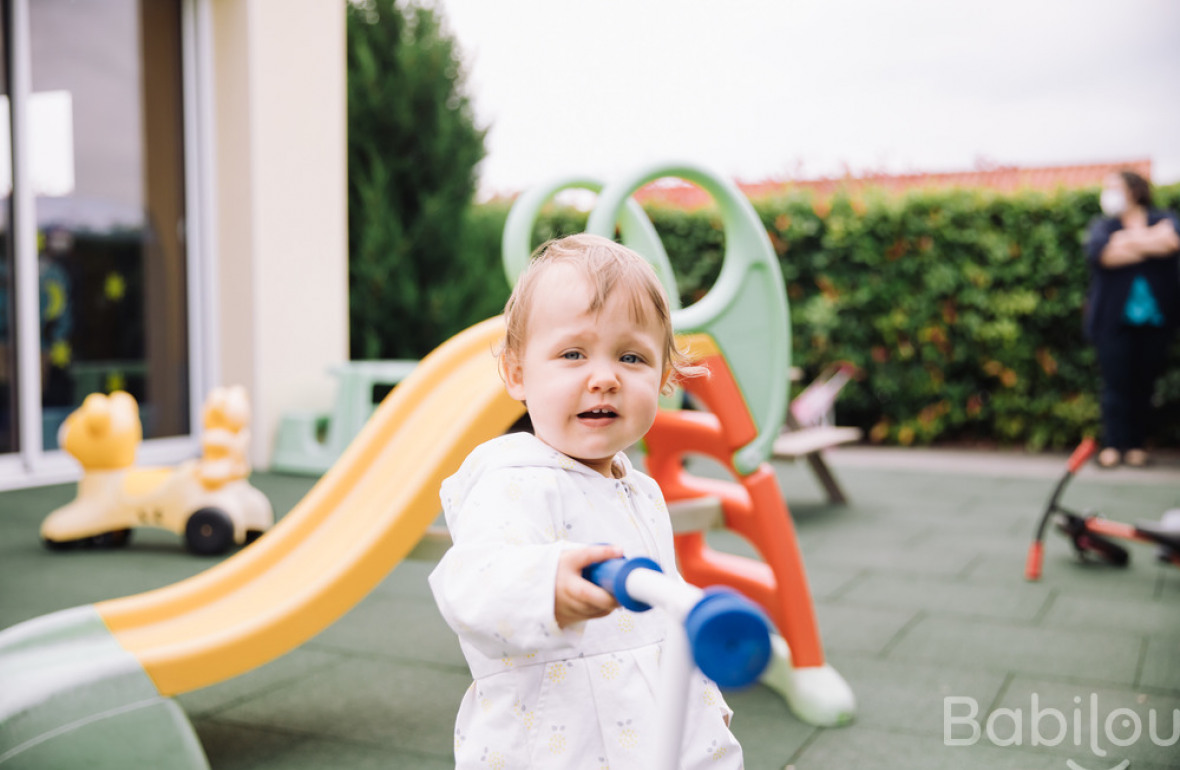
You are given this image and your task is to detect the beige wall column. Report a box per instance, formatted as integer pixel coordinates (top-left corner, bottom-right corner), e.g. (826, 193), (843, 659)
(210, 0), (348, 468)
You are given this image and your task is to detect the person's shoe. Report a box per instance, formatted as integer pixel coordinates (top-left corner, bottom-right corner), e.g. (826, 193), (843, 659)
(1096, 447), (1122, 468)
(1124, 448), (1150, 468)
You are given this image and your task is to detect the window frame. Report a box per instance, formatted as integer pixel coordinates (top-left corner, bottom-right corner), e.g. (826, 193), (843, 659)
(0, 0), (213, 491)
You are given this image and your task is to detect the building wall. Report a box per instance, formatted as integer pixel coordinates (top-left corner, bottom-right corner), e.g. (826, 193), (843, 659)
(210, 0), (349, 468)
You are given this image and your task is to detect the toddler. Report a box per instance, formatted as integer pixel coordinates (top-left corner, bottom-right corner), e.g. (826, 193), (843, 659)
(429, 233), (743, 768)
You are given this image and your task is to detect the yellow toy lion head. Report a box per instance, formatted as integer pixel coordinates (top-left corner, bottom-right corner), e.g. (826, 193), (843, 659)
(59, 391), (142, 470)
(203, 385), (250, 434)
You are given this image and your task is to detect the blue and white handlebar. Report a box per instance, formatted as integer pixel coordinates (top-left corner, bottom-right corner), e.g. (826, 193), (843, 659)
(583, 557), (772, 768)
(582, 556), (773, 689)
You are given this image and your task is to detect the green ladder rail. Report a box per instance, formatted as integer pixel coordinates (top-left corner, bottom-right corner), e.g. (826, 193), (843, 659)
(500, 175), (681, 310)
(584, 161), (790, 475)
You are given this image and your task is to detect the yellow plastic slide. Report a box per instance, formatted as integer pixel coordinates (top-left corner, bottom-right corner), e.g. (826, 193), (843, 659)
(96, 317), (522, 696)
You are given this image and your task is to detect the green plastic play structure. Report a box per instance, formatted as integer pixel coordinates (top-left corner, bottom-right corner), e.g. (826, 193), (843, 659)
(271, 360), (418, 476)
(500, 175), (682, 311)
(503, 161), (790, 476)
(502, 162), (854, 728)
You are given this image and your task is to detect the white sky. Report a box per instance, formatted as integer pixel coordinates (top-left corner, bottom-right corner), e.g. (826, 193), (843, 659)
(437, 0), (1180, 197)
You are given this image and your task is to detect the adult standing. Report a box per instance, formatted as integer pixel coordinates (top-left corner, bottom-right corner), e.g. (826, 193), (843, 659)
(1084, 170), (1180, 468)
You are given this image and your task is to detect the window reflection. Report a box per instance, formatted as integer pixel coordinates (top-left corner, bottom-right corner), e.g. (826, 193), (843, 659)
(26, 0), (189, 449)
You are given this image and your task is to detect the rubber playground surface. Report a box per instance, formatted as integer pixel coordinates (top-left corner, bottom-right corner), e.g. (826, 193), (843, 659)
(2, 447), (1178, 770)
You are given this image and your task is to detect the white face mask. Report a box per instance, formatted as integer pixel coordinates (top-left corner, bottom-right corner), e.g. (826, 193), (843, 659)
(1100, 188), (1127, 217)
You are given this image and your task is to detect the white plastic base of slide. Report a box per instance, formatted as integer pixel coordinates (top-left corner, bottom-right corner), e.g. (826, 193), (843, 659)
(758, 634), (856, 727)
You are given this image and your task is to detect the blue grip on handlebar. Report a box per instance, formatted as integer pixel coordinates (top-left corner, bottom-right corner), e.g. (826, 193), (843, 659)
(684, 588), (773, 689)
(581, 556), (663, 612)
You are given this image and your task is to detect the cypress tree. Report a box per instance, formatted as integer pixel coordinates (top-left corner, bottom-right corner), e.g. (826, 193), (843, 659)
(347, 0), (487, 359)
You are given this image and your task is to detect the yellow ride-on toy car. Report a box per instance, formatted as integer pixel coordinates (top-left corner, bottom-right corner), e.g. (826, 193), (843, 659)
(41, 387), (273, 555)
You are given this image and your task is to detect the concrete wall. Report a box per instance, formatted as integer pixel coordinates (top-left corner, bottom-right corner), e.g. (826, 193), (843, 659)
(210, 0), (348, 468)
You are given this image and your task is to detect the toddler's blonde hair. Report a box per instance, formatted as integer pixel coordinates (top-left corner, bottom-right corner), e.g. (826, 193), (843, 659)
(502, 233), (699, 394)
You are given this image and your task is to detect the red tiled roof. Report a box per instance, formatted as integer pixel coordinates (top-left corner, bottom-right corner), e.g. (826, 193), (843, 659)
(632, 159), (1154, 210)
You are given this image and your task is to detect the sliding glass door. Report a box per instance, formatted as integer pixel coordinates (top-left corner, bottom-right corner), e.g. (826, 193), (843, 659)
(1, 0), (194, 485)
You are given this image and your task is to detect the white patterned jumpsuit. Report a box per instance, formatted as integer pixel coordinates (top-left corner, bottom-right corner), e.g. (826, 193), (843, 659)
(429, 432), (743, 769)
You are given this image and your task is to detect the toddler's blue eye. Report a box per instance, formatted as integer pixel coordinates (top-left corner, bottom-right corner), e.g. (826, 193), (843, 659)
(621, 353), (642, 364)
(562, 351), (583, 360)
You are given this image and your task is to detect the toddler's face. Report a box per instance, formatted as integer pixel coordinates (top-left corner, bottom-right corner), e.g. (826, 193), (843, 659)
(505, 265), (667, 476)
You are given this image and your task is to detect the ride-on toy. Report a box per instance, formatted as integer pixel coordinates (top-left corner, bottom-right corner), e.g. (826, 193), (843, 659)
(41, 387), (273, 555)
(1024, 437), (1180, 580)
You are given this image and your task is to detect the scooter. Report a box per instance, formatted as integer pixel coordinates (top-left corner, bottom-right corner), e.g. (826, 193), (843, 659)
(1024, 437), (1180, 581)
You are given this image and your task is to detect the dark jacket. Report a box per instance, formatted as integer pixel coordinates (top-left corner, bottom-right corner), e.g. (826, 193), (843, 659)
(1084, 210), (1180, 341)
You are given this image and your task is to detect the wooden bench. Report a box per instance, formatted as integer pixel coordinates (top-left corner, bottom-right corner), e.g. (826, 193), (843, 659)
(771, 419), (862, 505)
(770, 364), (862, 504)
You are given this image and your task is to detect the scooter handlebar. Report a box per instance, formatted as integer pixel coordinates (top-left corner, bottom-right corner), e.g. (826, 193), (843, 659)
(583, 557), (773, 688)
(1067, 437), (1098, 475)
(1024, 541), (1043, 581)
(582, 556), (663, 612)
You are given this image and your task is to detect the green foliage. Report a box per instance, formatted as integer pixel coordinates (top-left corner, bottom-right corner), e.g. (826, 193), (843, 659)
(491, 182), (1180, 450)
(347, 0), (489, 359)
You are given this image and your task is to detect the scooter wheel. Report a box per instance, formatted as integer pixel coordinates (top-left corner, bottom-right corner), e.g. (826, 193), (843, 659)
(185, 508), (235, 555)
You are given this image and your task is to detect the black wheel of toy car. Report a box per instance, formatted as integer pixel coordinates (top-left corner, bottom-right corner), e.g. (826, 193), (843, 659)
(43, 536), (77, 551)
(90, 529), (133, 548)
(185, 508), (235, 555)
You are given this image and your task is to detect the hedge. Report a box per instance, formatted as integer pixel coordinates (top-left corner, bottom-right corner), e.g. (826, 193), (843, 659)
(370, 183), (1180, 450)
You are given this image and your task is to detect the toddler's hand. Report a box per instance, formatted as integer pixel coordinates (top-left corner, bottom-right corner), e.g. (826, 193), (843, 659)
(554, 544), (623, 628)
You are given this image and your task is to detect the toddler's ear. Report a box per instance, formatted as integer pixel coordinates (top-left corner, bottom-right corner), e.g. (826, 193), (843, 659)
(503, 351), (526, 400)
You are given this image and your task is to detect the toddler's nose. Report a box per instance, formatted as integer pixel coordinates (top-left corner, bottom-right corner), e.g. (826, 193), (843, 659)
(587, 361), (620, 391)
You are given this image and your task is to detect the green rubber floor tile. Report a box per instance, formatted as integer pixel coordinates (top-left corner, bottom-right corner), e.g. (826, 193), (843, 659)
(803, 536), (979, 577)
(369, 558), (443, 601)
(913, 526), (1032, 560)
(177, 648), (349, 718)
(2, 547), (221, 628)
(273, 742), (455, 770)
(247, 473), (319, 517)
(193, 718), (455, 770)
(191, 719), (315, 770)
(1139, 633), (1180, 693)
(887, 616), (1142, 687)
(876, 503), (1033, 535)
(209, 656), (470, 756)
(958, 479), (1063, 507)
(724, 683), (818, 769)
(835, 572), (1052, 622)
(799, 515), (929, 549)
(789, 723), (1067, 770)
(966, 551), (1167, 597)
(796, 565), (862, 601)
(813, 603), (917, 656)
(1042, 592), (1179, 636)
(305, 592), (467, 669)
(1067, 481), (1180, 518)
(993, 676), (1180, 769)
(1158, 568), (1180, 597)
(830, 654), (1007, 738)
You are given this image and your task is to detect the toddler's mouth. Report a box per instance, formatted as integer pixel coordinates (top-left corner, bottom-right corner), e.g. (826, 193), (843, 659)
(578, 408), (618, 420)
